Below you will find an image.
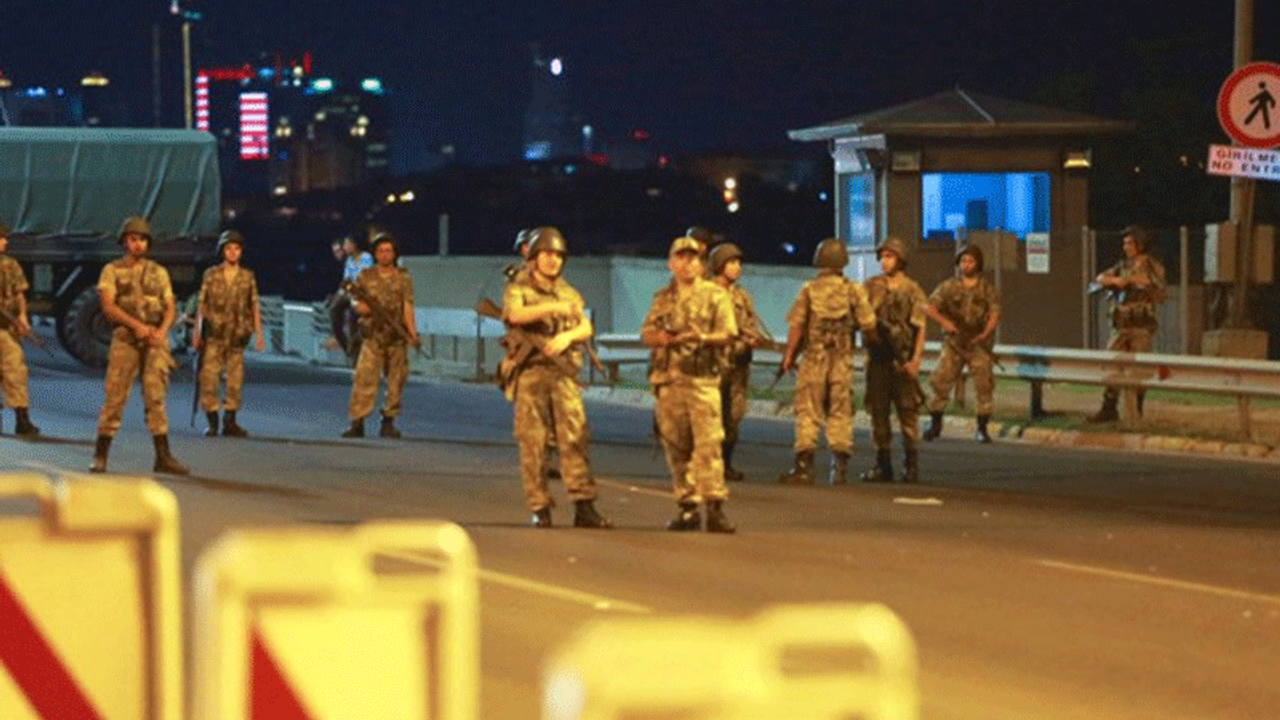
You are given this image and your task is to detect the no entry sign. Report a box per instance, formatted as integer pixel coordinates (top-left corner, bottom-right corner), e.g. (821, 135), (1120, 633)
(1218, 62), (1280, 149)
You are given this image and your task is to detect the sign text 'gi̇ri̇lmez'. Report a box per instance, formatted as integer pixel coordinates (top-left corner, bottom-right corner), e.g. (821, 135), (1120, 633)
(1206, 144), (1280, 182)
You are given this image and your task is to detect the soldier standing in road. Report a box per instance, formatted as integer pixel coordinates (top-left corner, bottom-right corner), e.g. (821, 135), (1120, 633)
(0, 223), (39, 437)
(860, 237), (927, 484)
(708, 242), (761, 482)
(90, 216), (188, 475)
(193, 230), (264, 437)
(923, 245), (1001, 443)
(776, 238), (876, 485)
(501, 227), (611, 529)
(641, 236), (738, 533)
(1087, 225), (1166, 422)
(342, 233), (418, 439)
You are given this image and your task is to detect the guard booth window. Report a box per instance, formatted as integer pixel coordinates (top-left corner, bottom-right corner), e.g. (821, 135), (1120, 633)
(842, 171), (876, 248)
(921, 172), (1049, 242)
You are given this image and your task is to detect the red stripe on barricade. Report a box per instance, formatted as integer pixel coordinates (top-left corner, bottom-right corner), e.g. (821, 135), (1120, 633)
(252, 629), (316, 720)
(0, 570), (106, 720)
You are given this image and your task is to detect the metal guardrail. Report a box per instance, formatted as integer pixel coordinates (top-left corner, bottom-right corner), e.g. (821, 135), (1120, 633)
(593, 334), (1280, 439)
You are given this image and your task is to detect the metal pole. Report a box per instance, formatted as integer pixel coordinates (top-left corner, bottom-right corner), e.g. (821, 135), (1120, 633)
(152, 23), (163, 127)
(1179, 225), (1190, 354)
(1081, 225), (1091, 349)
(181, 20), (193, 129)
(1228, 0), (1255, 327)
(438, 213), (450, 256)
(993, 231), (1003, 345)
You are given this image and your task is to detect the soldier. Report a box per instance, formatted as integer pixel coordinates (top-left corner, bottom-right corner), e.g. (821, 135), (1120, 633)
(90, 216), (188, 475)
(501, 227), (611, 528)
(776, 238), (876, 485)
(342, 233), (418, 439)
(0, 223), (39, 436)
(193, 230), (264, 437)
(686, 225), (721, 277)
(1088, 225), (1166, 422)
(708, 242), (761, 482)
(641, 236), (738, 533)
(860, 237), (927, 484)
(922, 244), (1001, 443)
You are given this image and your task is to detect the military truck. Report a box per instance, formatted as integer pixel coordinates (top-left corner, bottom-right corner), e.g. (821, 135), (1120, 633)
(0, 128), (221, 366)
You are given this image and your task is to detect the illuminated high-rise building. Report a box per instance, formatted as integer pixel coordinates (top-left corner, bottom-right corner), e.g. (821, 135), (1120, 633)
(523, 50), (583, 161)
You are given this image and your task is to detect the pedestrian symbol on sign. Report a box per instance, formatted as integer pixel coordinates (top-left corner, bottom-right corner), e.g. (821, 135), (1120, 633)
(1245, 82), (1275, 130)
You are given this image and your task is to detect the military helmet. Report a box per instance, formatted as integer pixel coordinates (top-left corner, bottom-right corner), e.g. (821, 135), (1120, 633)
(686, 225), (722, 246)
(217, 229), (245, 253)
(877, 236), (910, 267)
(0, 223), (8, 238)
(513, 228), (534, 253)
(955, 243), (984, 272)
(528, 226), (567, 257)
(118, 215), (153, 245)
(707, 242), (743, 275)
(813, 237), (849, 269)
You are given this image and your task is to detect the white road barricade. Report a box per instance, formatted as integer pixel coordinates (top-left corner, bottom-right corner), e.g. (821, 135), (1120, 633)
(192, 520), (479, 720)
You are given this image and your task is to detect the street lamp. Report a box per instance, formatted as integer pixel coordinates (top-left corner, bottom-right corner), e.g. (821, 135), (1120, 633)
(170, 1), (201, 129)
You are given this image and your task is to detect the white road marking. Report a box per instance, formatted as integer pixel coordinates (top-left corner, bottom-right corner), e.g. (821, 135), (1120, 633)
(1034, 559), (1280, 605)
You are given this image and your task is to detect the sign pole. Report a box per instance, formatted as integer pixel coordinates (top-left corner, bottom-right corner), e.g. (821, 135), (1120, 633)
(1228, 0), (1255, 327)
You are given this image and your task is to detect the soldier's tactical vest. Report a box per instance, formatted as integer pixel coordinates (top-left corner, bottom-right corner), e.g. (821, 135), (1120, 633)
(805, 279), (856, 354)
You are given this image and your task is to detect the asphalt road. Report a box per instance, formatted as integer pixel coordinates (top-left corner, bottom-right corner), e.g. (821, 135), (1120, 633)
(3, 342), (1279, 720)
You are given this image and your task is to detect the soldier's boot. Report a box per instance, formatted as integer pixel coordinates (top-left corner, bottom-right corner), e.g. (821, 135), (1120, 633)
(829, 451), (851, 485)
(342, 417), (365, 438)
(923, 412), (944, 441)
(975, 415), (992, 444)
(666, 502), (701, 531)
(89, 435), (112, 473)
(531, 506), (552, 528)
(902, 449), (920, 484)
(723, 442), (744, 482)
(13, 408), (39, 437)
(860, 449), (894, 483)
(573, 499), (613, 529)
(1087, 395), (1119, 423)
(704, 499), (736, 534)
(776, 450), (815, 485)
(222, 410), (248, 437)
(152, 435), (190, 476)
(379, 415), (401, 439)
(205, 411), (220, 437)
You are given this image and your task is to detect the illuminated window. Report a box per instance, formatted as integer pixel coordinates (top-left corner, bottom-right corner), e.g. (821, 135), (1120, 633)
(238, 92), (269, 160)
(842, 172), (876, 248)
(920, 172), (1049, 242)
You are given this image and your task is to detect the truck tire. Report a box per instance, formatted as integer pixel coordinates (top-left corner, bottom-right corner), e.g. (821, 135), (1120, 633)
(57, 286), (111, 367)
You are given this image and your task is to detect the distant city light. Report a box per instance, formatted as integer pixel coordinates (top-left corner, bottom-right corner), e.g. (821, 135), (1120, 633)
(727, 201), (741, 213)
(257, 67), (274, 80)
(80, 72), (109, 87)
(724, 177), (737, 190)
(524, 142), (551, 161)
(386, 193), (397, 203)
(23, 87), (47, 98)
(0, 75), (10, 89)
(818, 191), (829, 202)
(783, 243), (796, 254)
(311, 78), (334, 93)
(238, 92), (269, 161)
(399, 191), (415, 202)
(549, 58), (563, 76)
(272, 185), (288, 196)
(361, 78), (384, 94)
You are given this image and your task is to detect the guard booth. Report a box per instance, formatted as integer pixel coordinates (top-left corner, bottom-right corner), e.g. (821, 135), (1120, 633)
(789, 88), (1131, 347)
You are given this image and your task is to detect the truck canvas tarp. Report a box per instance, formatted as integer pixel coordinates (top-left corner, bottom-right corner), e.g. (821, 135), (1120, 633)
(0, 128), (222, 366)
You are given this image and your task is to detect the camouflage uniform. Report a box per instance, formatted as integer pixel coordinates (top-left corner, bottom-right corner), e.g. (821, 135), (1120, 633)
(863, 274), (928, 456)
(785, 271), (875, 455)
(503, 272), (596, 511)
(720, 283), (759, 462)
(643, 277), (737, 505)
(1101, 253), (1166, 402)
(927, 277), (1000, 415)
(96, 259), (176, 437)
(197, 265), (259, 412)
(348, 266), (414, 421)
(0, 256), (31, 410)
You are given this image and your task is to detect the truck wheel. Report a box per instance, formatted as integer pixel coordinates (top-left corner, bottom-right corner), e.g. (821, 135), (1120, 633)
(57, 286), (111, 367)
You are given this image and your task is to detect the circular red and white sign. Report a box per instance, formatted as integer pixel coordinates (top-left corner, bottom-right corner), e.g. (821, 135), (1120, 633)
(1218, 61), (1280, 149)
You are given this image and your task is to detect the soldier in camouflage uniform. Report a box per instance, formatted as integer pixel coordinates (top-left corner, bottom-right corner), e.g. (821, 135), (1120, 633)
(776, 238), (875, 485)
(342, 234), (419, 439)
(708, 242), (761, 482)
(194, 230), (264, 437)
(860, 237), (928, 484)
(0, 223), (39, 436)
(923, 245), (1001, 443)
(641, 236), (738, 533)
(1088, 225), (1166, 422)
(91, 216), (188, 475)
(502, 227), (610, 529)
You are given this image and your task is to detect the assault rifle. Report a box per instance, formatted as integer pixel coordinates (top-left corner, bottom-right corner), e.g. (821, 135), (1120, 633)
(0, 305), (52, 357)
(475, 297), (602, 401)
(342, 280), (425, 358)
(475, 296), (607, 377)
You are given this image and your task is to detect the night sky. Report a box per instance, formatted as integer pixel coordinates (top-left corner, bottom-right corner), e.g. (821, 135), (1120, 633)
(4, 1), (1279, 168)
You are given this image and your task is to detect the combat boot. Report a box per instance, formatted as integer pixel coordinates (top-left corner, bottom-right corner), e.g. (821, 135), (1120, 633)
(923, 412), (944, 441)
(902, 449), (919, 484)
(975, 414), (992, 443)
(860, 449), (894, 483)
(379, 415), (401, 438)
(531, 507), (552, 528)
(222, 410), (248, 437)
(776, 450), (815, 485)
(152, 435), (190, 475)
(13, 408), (39, 437)
(205, 411), (220, 437)
(828, 451), (851, 485)
(573, 499), (613, 529)
(89, 435), (111, 473)
(342, 417), (364, 438)
(704, 499), (736, 534)
(666, 502), (701, 531)
(723, 442), (744, 482)
(1087, 395), (1119, 423)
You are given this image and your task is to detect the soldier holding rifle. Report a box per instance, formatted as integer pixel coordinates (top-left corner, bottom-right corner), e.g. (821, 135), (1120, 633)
(708, 241), (762, 482)
(0, 222), (40, 436)
(193, 230), (263, 437)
